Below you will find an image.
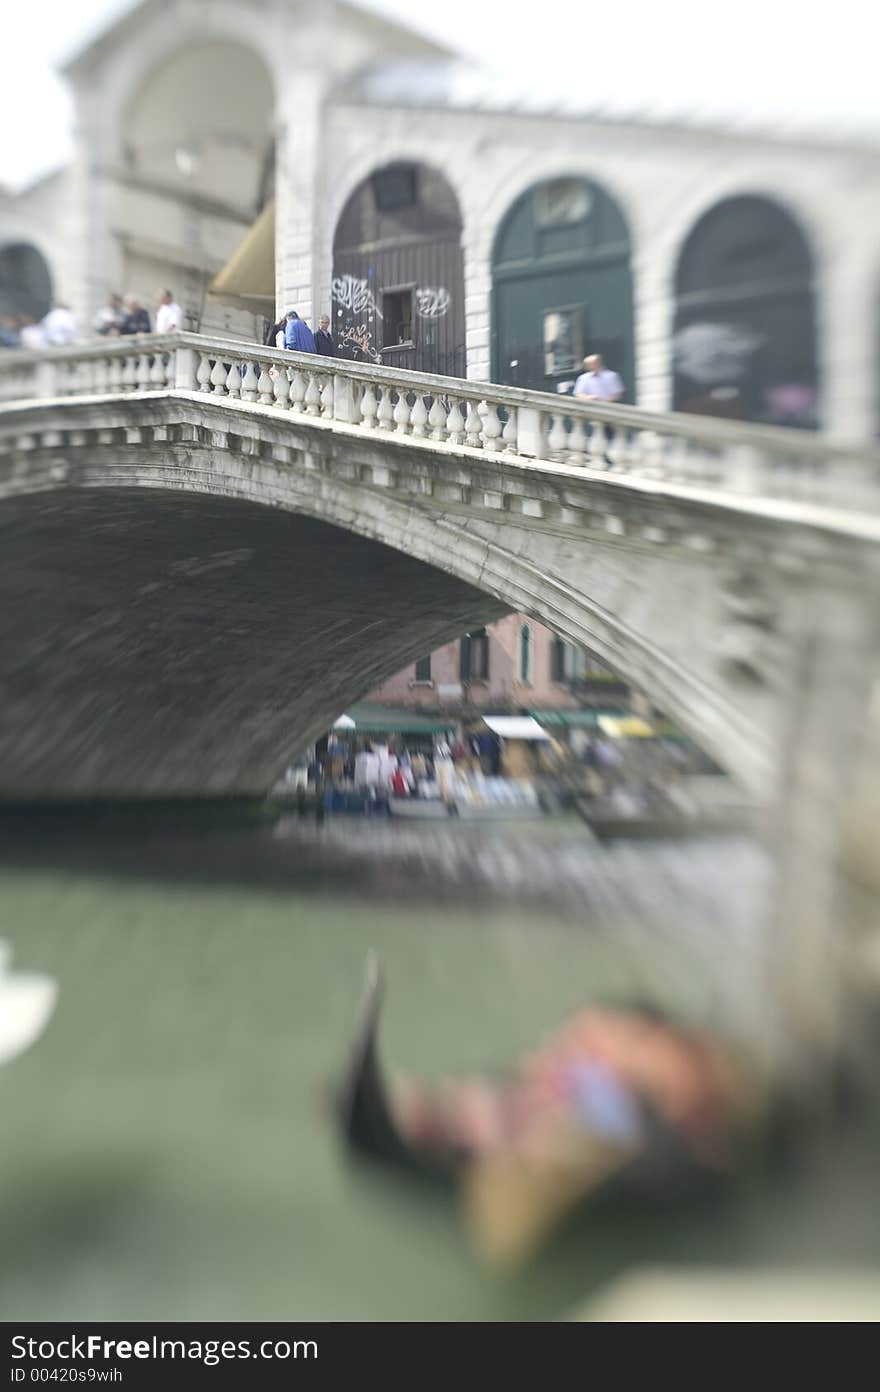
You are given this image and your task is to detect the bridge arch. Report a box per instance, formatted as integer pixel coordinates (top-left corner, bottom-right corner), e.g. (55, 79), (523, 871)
(331, 161), (465, 376)
(490, 174), (635, 395)
(0, 241), (53, 324)
(673, 193), (818, 429)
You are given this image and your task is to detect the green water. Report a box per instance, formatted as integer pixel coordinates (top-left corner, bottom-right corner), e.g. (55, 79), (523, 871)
(1, 817), (877, 1321)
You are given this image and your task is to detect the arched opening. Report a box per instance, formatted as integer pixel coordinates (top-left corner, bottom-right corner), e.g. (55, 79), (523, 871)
(118, 40), (274, 338)
(331, 163), (465, 375)
(491, 177), (634, 396)
(673, 195), (818, 428)
(0, 242), (52, 324)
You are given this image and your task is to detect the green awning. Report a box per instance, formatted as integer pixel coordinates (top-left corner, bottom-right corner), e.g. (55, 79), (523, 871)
(339, 704), (457, 736)
(529, 708), (626, 729)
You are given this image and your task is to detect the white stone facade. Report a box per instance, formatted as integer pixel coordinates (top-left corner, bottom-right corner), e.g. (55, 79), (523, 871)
(3, 0), (879, 440)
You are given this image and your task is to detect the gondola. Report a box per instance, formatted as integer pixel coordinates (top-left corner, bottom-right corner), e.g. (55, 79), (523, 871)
(332, 954), (761, 1263)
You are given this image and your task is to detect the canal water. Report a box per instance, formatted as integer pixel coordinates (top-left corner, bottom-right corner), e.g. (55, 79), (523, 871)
(1, 809), (877, 1320)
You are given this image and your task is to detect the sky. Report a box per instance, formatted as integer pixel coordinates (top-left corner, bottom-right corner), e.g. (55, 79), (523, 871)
(0, 0), (877, 190)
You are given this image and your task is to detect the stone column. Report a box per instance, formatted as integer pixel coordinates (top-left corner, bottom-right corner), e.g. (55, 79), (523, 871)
(818, 245), (877, 443)
(769, 577), (880, 1080)
(273, 71), (327, 327)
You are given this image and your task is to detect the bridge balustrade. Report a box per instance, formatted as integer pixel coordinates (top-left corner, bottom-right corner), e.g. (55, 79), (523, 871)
(1, 332), (878, 513)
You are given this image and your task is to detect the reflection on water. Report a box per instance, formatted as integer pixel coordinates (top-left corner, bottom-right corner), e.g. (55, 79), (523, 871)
(0, 805), (876, 1320)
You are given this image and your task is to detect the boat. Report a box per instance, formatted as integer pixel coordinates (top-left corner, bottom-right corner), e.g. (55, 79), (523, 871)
(332, 955), (759, 1262)
(387, 797), (450, 820)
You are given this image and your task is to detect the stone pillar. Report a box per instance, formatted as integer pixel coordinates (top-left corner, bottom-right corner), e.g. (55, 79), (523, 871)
(632, 243), (675, 412)
(68, 88), (123, 334)
(274, 72), (326, 327)
(769, 580), (880, 1079)
(819, 248), (876, 443)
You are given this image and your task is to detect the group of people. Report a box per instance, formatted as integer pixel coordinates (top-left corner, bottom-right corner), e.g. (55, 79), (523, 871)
(0, 289), (185, 352)
(93, 288), (184, 338)
(264, 309), (335, 358)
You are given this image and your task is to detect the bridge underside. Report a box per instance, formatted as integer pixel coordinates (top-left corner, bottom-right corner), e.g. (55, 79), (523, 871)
(0, 488), (505, 798)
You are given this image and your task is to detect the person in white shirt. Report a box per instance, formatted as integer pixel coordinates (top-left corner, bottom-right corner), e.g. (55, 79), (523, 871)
(41, 305), (78, 347)
(573, 354), (624, 403)
(155, 289), (184, 334)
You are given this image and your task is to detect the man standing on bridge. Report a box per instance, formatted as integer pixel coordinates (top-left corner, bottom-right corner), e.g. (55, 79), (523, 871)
(573, 354), (624, 404)
(284, 310), (316, 354)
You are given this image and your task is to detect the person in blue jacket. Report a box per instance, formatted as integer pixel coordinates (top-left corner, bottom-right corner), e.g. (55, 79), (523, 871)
(283, 310), (316, 353)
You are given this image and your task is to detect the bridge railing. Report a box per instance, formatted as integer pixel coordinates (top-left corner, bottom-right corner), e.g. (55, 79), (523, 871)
(1, 331), (878, 512)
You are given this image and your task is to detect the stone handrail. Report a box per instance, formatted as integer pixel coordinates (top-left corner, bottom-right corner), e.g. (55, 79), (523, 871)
(1, 331), (878, 510)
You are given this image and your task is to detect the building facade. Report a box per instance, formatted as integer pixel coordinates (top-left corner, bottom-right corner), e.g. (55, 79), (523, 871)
(2, 0), (879, 441)
(366, 615), (612, 716)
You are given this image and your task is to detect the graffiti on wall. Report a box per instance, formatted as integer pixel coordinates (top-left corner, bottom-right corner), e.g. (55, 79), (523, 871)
(338, 323), (382, 364)
(415, 286), (450, 319)
(332, 274), (383, 319)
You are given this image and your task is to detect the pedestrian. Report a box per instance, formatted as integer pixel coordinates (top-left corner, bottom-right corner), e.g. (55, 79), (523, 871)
(41, 304), (78, 347)
(573, 353), (624, 404)
(283, 309), (316, 354)
(94, 293), (125, 337)
(120, 296), (151, 335)
(573, 353), (624, 464)
(315, 315), (335, 357)
(264, 316), (286, 349)
(155, 288), (184, 334)
(19, 317), (46, 351)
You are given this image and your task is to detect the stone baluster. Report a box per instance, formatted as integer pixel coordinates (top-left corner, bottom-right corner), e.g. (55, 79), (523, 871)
(79, 360), (95, 395)
(446, 398), (465, 446)
(482, 402), (502, 451)
(290, 370), (307, 413)
(320, 377), (334, 417)
(393, 390), (411, 435)
(428, 395), (447, 441)
(568, 414), (588, 465)
(93, 357), (109, 393)
(547, 412), (568, 459)
(150, 353), (166, 389)
(196, 355), (212, 392)
(501, 407), (517, 452)
(108, 354), (124, 394)
(588, 421), (608, 468)
(304, 372), (321, 416)
(241, 360), (259, 402)
(165, 349), (177, 388)
(210, 358), (227, 396)
(136, 354), (152, 390)
(410, 394), (428, 437)
(360, 384), (378, 428)
(257, 362), (274, 405)
(377, 387), (394, 430)
(225, 362), (241, 400)
(465, 399), (483, 449)
(273, 368), (290, 409)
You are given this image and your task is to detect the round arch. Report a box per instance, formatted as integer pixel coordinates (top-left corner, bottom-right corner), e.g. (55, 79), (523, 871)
(331, 161), (465, 376)
(491, 175), (634, 395)
(0, 242), (52, 323)
(673, 194), (818, 429)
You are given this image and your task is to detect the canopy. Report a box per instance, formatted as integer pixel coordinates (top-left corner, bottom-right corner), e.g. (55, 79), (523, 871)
(529, 708), (625, 729)
(482, 715), (550, 742)
(597, 715), (656, 739)
(208, 200), (275, 316)
(332, 704), (457, 736)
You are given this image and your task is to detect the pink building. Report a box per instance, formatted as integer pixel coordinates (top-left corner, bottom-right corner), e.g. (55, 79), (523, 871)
(366, 616), (589, 713)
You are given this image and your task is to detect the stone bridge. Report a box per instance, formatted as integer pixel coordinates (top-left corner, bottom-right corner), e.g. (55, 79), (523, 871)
(1, 333), (879, 1052)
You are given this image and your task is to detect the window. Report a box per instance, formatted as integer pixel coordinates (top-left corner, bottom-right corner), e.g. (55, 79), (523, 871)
(543, 306), (584, 377)
(551, 636), (568, 683)
(460, 628), (489, 683)
(414, 654), (432, 682)
(372, 164), (417, 211)
(382, 288), (414, 349)
(519, 624), (532, 684)
(534, 179), (593, 228)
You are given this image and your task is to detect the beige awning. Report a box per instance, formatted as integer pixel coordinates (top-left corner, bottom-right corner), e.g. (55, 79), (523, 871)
(208, 200), (275, 315)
